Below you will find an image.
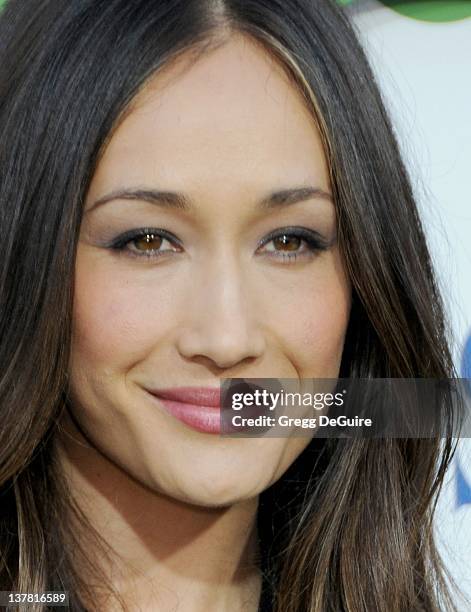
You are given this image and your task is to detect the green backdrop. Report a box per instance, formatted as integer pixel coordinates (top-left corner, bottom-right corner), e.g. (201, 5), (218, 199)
(340, 0), (471, 22)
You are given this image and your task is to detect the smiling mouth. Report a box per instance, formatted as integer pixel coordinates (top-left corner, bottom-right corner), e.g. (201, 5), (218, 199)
(145, 381), (280, 435)
(146, 386), (222, 434)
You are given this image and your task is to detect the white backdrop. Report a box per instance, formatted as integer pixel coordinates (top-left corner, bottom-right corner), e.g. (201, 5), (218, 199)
(348, 2), (471, 609)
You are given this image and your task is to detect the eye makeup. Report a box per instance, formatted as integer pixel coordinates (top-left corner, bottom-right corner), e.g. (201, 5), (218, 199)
(103, 225), (333, 264)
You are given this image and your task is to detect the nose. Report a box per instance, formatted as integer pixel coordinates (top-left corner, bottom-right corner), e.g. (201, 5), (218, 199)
(176, 257), (266, 370)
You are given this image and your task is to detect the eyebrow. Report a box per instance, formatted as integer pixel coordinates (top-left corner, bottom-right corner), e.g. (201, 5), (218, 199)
(86, 185), (333, 215)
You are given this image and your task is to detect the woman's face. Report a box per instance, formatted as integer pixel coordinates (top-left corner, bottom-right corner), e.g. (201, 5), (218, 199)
(66, 34), (351, 507)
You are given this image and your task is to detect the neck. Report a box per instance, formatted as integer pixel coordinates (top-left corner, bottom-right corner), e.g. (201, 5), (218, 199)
(55, 412), (262, 612)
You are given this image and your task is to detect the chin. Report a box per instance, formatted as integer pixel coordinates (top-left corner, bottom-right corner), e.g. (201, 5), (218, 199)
(159, 471), (270, 509)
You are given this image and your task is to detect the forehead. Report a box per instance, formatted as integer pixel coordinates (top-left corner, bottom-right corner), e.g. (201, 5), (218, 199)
(87, 33), (330, 204)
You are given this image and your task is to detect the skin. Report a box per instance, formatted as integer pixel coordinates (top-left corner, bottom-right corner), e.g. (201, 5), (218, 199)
(56, 33), (351, 611)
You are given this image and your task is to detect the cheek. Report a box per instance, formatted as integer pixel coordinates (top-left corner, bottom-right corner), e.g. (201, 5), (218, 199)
(298, 299), (348, 372)
(71, 256), (169, 369)
(268, 257), (351, 376)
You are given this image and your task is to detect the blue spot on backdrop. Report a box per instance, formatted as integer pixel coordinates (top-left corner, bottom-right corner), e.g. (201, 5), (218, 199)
(457, 331), (471, 509)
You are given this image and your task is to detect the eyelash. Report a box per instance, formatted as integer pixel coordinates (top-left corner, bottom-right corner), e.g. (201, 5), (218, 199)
(108, 226), (330, 264)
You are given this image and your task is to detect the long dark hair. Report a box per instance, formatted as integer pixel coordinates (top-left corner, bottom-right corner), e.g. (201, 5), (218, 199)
(0, 0), (464, 610)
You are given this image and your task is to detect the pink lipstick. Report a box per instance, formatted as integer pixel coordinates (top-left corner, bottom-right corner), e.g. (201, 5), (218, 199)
(146, 386), (221, 433)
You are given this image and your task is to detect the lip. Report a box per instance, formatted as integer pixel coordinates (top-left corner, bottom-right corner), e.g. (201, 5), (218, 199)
(146, 386), (222, 434)
(149, 386), (221, 406)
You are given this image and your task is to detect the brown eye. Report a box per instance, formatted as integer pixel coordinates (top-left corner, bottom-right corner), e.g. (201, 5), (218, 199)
(272, 234), (302, 251)
(133, 233), (163, 251)
(257, 227), (329, 264)
(110, 228), (183, 260)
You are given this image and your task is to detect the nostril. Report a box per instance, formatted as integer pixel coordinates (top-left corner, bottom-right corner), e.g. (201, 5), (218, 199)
(176, 323), (266, 369)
